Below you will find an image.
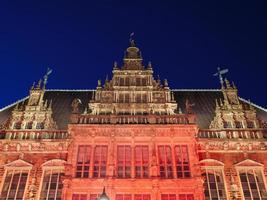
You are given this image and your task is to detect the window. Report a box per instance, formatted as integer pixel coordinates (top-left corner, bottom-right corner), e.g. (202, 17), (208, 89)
(247, 121), (255, 129)
(117, 145), (131, 178)
(0, 170), (29, 200)
(179, 194), (194, 200)
(203, 169), (227, 200)
(93, 145), (108, 178)
(72, 194), (87, 200)
(174, 145), (190, 178)
(161, 194), (176, 200)
(134, 194), (150, 200)
(125, 93), (130, 103)
(235, 121), (243, 129)
(116, 194), (132, 200)
(25, 122), (33, 129)
(158, 145), (173, 178)
(90, 194), (100, 200)
(135, 146), (149, 178)
(36, 122), (44, 129)
(238, 169), (267, 200)
(223, 121), (232, 129)
(40, 169), (63, 200)
(76, 145), (91, 178)
(136, 94), (142, 103)
(13, 122), (22, 129)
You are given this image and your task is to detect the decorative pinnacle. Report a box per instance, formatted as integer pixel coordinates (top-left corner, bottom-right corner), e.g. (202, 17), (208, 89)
(213, 67), (229, 88)
(129, 32), (135, 47)
(43, 68), (53, 89)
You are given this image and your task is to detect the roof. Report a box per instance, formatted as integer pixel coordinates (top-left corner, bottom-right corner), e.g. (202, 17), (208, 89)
(0, 89), (266, 129)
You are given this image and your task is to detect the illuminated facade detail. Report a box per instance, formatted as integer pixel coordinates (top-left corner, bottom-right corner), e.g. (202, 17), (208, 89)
(0, 40), (267, 200)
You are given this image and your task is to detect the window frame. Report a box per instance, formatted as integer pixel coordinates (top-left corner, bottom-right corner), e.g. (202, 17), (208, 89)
(236, 165), (267, 200)
(37, 159), (66, 200)
(0, 159), (32, 200)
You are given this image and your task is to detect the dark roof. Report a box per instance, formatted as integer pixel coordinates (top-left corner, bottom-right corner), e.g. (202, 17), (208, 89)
(0, 89), (266, 129)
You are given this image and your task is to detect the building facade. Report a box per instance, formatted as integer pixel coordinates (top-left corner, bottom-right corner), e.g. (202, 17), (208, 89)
(0, 41), (267, 200)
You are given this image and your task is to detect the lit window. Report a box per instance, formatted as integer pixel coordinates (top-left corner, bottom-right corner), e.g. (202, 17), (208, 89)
(40, 169), (63, 200)
(0, 170), (29, 199)
(76, 145), (91, 178)
(93, 145), (108, 178)
(72, 194), (87, 200)
(90, 194), (100, 200)
(135, 146), (149, 178)
(161, 194), (176, 200)
(134, 194), (150, 200)
(174, 145), (190, 178)
(158, 145), (173, 178)
(116, 194), (132, 200)
(179, 194), (194, 200)
(117, 145), (131, 178)
(203, 169), (227, 200)
(238, 169), (267, 200)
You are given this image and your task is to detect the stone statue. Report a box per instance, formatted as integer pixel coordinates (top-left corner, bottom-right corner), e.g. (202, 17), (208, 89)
(185, 99), (195, 114)
(71, 98), (82, 113)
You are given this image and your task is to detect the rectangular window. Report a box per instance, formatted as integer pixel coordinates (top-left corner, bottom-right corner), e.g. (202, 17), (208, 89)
(223, 121), (232, 128)
(235, 121), (243, 128)
(90, 194), (100, 200)
(161, 194), (176, 200)
(136, 78), (141, 86)
(135, 146), (149, 178)
(178, 194), (194, 200)
(72, 194), (87, 200)
(93, 145), (108, 178)
(134, 194), (150, 200)
(125, 93), (130, 103)
(174, 145), (190, 178)
(158, 145), (173, 178)
(239, 169), (267, 200)
(0, 170), (29, 200)
(247, 121), (255, 129)
(76, 145), (91, 178)
(117, 145), (131, 178)
(203, 169), (227, 200)
(136, 94), (142, 103)
(116, 194), (132, 200)
(40, 169), (63, 200)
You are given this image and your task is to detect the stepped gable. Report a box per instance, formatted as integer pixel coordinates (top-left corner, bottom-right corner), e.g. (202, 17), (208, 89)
(0, 90), (266, 129)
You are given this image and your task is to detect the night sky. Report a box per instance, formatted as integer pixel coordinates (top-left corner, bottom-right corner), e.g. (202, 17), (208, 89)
(0, 1), (266, 108)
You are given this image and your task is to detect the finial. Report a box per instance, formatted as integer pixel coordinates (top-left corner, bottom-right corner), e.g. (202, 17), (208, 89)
(97, 79), (102, 87)
(31, 82), (35, 90)
(37, 79), (42, 89)
(171, 91), (174, 101)
(129, 32), (135, 47)
(44, 99), (48, 108)
(232, 81), (236, 89)
(178, 107), (182, 114)
(147, 61), (152, 69)
(157, 75), (161, 84)
(164, 79), (168, 87)
(213, 67), (229, 88)
(83, 107), (88, 114)
(113, 61), (118, 69)
(215, 99), (219, 108)
(225, 78), (231, 88)
(43, 68), (53, 89)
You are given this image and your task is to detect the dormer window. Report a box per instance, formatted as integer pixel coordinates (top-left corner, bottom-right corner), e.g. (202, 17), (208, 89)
(247, 121), (255, 129)
(13, 122), (22, 129)
(235, 121), (243, 129)
(36, 122), (44, 129)
(223, 121), (232, 129)
(25, 122), (33, 129)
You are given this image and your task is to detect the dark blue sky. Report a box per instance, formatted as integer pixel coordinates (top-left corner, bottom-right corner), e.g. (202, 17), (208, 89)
(0, 1), (266, 108)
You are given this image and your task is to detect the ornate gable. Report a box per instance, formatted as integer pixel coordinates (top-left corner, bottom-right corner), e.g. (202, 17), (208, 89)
(235, 159), (264, 168)
(5, 159), (33, 169)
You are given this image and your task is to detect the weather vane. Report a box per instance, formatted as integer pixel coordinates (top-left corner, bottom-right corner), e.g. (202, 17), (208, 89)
(213, 67), (228, 86)
(129, 32), (135, 46)
(43, 68), (53, 88)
